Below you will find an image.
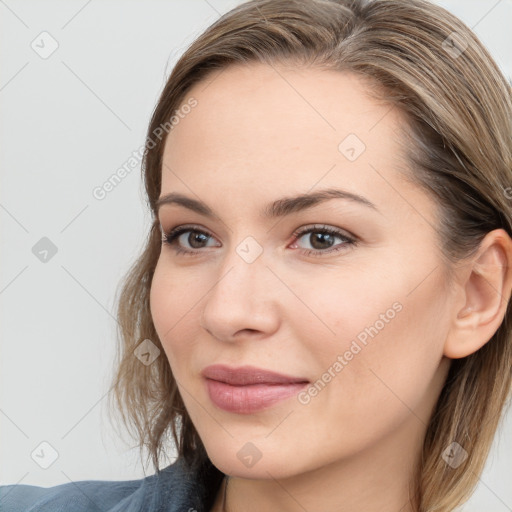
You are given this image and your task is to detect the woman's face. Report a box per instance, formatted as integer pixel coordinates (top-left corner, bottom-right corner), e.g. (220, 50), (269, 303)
(150, 62), (454, 479)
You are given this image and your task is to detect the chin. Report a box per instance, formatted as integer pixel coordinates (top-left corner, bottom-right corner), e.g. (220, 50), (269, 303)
(207, 453), (292, 480)
(202, 435), (315, 481)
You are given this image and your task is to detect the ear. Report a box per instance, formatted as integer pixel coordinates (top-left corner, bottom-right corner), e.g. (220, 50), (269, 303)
(443, 228), (512, 359)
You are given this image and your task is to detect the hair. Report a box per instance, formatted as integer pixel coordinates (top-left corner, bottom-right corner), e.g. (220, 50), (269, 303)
(107, 0), (512, 510)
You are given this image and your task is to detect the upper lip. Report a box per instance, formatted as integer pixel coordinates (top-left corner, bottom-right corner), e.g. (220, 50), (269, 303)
(201, 364), (309, 386)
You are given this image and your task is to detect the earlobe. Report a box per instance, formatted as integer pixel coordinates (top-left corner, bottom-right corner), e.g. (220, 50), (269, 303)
(443, 229), (512, 359)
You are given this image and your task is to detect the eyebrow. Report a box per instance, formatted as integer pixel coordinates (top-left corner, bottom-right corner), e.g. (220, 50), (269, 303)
(155, 188), (379, 219)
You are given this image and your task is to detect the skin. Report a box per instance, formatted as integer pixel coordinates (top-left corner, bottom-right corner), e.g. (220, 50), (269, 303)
(149, 61), (512, 512)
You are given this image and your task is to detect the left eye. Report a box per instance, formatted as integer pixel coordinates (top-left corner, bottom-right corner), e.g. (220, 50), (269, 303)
(291, 225), (357, 255)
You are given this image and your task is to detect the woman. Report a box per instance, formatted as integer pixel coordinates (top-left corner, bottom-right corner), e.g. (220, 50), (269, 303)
(2, 0), (511, 510)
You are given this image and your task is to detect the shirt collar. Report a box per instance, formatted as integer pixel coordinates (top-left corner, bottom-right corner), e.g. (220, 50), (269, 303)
(145, 455), (225, 512)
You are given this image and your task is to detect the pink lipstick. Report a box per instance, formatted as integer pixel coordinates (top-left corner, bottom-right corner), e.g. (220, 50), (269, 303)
(201, 364), (309, 414)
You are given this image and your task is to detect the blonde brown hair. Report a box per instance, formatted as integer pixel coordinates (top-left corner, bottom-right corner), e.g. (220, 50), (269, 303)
(108, 0), (512, 510)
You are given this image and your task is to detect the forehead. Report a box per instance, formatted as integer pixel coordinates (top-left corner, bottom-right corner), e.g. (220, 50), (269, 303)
(165, 62), (400, 156)
(160, 62), (420, 220)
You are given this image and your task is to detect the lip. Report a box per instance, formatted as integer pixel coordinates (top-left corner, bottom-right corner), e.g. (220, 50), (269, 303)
(201, 364), (309, 414)
(201, 364), (309, 385)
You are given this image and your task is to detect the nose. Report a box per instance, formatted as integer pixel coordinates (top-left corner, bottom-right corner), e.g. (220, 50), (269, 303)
(199, 249), (280, 343)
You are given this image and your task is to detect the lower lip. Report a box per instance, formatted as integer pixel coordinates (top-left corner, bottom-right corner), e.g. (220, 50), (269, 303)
(205, 379), (308, 414)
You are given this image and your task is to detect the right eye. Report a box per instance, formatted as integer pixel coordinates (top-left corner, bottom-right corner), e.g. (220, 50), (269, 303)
(161, 225), (221, 256)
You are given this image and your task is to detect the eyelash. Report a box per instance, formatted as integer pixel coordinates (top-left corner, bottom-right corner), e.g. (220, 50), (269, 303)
(161, 224), (357, 258)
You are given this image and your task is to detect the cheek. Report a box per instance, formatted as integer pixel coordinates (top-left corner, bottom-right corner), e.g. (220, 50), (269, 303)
(309, 269), (449, 438)
(286, 264), (402, 349)
(149, 263), (197, 368)
(296, 257), (448, 399)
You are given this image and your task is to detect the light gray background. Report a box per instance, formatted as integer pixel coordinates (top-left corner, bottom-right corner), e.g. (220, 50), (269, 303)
(1, 1), (511, 510)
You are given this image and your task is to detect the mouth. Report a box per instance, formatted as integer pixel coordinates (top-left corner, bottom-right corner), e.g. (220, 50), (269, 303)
(201, 364), (309, 385)
(201, 364), (310, 414)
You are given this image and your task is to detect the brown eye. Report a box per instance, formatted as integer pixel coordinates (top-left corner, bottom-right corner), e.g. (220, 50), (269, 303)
(291, 225), (357, 257)
(162, 225), (220, 256)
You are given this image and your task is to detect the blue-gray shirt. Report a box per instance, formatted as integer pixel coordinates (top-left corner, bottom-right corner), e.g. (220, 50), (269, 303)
(0, 456), (225, 512)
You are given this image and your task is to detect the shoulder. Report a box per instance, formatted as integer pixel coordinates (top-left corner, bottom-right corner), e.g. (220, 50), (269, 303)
(0, 456), (224, 512)
(0, 472), (149, 512)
